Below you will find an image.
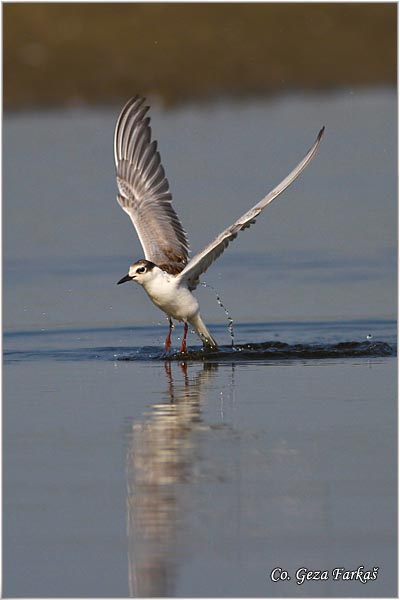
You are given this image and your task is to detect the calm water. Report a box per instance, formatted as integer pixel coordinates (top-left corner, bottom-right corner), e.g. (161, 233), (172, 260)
(3, 90), (397, 597)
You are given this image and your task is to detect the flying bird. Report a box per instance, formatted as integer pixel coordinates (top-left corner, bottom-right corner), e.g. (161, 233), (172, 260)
(115, 96), (324, 353)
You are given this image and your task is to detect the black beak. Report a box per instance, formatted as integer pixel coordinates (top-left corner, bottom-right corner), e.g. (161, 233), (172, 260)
(117, 274), (133, 285)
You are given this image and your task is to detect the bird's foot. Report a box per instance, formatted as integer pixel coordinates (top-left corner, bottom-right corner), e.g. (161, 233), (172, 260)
(179, 323), (189, 354)
(162, 318), (174, 356)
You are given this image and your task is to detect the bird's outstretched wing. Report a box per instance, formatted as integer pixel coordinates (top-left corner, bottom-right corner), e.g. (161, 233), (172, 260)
(114, 96), (189, 274)
(176, 127), (325, 291)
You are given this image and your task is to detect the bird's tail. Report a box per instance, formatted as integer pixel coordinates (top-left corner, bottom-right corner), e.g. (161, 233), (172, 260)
(189, 314), (218, 350)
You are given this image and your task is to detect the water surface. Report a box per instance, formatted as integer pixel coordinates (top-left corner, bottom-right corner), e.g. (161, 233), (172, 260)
(4, 318), (397, 597)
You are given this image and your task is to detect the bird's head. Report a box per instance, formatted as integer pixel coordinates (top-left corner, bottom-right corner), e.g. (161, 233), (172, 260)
(117, 260), (157, 286)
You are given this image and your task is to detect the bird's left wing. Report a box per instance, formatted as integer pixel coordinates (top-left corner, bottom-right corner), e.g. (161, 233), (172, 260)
(176, 127), (324, 291)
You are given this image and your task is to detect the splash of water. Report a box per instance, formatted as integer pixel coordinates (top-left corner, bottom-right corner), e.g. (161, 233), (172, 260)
(200, 281), (235, 346)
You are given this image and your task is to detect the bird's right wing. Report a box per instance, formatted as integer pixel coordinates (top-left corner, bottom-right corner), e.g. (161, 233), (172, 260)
(176, 127), (324, 290)
(114, 96), (190, 275)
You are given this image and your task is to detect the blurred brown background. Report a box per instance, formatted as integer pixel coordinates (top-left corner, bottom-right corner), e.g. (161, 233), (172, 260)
(4, 3), (396, 109)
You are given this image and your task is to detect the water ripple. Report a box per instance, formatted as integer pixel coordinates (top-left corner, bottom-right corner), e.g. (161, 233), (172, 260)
(4, 340), (395, 364)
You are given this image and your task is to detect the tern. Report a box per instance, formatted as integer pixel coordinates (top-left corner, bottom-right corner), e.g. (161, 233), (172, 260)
(115, 96), (324, 353)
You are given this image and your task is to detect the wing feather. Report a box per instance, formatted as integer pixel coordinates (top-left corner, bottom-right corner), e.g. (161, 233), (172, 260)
(114, 96), (190, 274)
(176, 127), (325, 290)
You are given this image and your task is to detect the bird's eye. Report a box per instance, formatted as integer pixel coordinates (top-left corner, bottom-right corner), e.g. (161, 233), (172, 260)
(136, 267), (145, 274)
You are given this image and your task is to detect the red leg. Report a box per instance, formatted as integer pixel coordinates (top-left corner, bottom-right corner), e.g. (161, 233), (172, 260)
(163, 318), (174, 355)
(179, 322), (189, 353)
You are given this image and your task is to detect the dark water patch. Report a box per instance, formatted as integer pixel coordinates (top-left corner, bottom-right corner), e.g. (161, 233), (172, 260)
(4, 340), (395, 364)
(162, 340), (395, 362)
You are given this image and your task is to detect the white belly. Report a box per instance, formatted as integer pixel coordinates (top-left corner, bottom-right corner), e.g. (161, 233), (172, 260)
(143, 276), (199, 322)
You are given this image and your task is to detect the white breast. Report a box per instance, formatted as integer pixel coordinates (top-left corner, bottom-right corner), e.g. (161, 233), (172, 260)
(143, 270), (199, 322)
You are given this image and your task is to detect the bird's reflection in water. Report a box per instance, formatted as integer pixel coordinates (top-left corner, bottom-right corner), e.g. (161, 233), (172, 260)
(126, 361), (218, 597)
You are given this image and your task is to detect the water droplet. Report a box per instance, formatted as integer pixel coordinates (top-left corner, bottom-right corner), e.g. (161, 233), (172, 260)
(366, 334), (373, 341)
(201, 281), (235, 346)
